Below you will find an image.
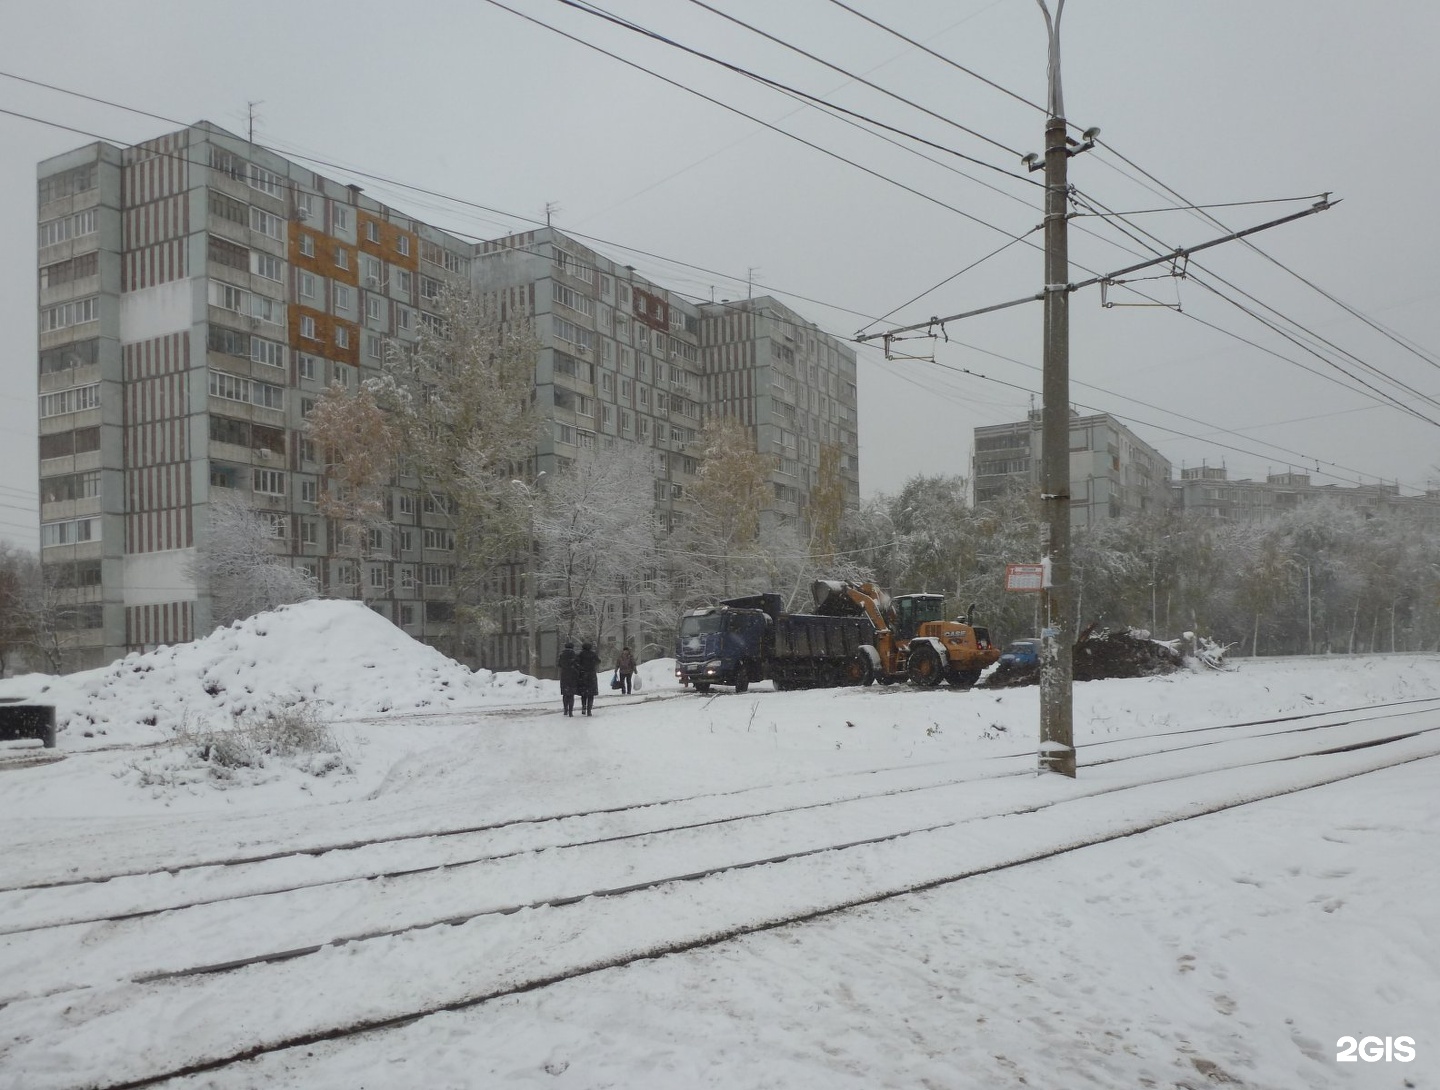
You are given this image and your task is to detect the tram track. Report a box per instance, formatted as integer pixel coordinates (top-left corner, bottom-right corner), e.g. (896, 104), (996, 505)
(37, 729), (1439, 1090)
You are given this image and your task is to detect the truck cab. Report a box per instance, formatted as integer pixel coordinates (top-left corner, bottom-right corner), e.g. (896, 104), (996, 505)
(675, 606), (768, 692)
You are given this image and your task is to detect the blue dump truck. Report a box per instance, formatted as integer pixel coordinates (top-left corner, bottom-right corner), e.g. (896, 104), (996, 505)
(675, 592), (875, 693)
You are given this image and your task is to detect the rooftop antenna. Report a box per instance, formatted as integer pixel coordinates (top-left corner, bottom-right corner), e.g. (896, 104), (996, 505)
(544, 201), (561, 227)
(246, 100), (264, 144)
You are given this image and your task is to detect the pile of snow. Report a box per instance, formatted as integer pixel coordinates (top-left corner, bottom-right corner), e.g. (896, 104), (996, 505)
(0, 600), (553, 749)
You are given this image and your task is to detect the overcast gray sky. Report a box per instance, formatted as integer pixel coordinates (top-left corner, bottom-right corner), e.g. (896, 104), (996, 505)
(5, 0), (1438, 552)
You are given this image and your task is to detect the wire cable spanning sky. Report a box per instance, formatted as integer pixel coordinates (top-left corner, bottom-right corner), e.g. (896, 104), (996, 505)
(3, 0), (1438, 552)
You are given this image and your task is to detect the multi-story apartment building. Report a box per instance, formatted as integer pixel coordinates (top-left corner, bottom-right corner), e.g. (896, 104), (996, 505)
(972, 410), (1172, 526)
(696, 296), (861, 529)
(1173, 465), (1440, 526)
(35, 126), (858, 672)
(37, 123), (478, 671)
(473, 227), (704, 532)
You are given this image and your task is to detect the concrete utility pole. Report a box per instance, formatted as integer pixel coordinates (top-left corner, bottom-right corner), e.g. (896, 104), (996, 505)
(1036, 0), (1076, 777)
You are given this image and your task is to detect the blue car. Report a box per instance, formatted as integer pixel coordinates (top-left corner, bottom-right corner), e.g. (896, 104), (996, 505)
(999, 639), (1041, 667)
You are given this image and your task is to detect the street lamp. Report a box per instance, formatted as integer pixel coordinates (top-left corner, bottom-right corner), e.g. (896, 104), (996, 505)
(510, 471), (546, 675)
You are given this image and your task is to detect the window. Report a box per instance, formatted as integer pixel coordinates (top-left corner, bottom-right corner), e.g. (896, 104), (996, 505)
(300, 519), (318, 545)
(423, 564), (452, 587)
(244, 163), (283, 197)
(250, 295), (282, 324)
(251, 338), (285, 369)
(249, 207), (282, 239)
(395, 269), (412, 295)
(334, 284), (352, 312)
(553, 283), (594, 317)
(255, 382), (284, 409)
(39, 163), (97, 205)
(40, 470), (101, 503)
(423, 528), (454, 551)
(253, 468), (285, 495)
(209, 415), (249, 447)
(299, 234), (315, 258)
(551, 247), (593, 283)
(333, 364), (352, 387)
(334, 246), (349, 270)
(338, 562), (360, 586)
(298, 271), (316, 299)
(263, 512), (289, 539)
(209, 280), (247, 313)
(369, 564), (388, 589)
(39, 426), (100, 459)
(363, 256), (382, 283)
(397, 235), (411, 257)
(38, 209), (98, 247)
(253, 252), (283, 281)
(208, 370), (248, 403)
(333, 205), (351, 231)
(300, 315), (318, 339)
(553, 317), (593, 351)
(208, 238), (248, 272)
(39, 339), (99, 375)
(555, 422), (575, 445)
(397, 306), (412, 331)
(39, 252), (100, 290)
(365, 221), (380, 243)
(301, 479), (318, 503)
(621, 410), (632, 433)
(40, 516), (101, 547)
(601, 372), (614, 394)
(400, 530), (415, 553)
(335, 326), (351, 349)
(398, 566), (416, 590)
(366, 296), (382, 324)
(443, 251), (466, 275)
(397, 493), (415, 516)
(419, 275), (441, 301)
(366, 334), (383, 360)
(42, 297), (99, 331)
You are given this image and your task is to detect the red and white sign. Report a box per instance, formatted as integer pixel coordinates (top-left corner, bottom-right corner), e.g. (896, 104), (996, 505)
(1004, 563), (1046, 592)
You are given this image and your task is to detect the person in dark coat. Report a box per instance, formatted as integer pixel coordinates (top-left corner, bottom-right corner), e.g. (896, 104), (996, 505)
(557, 640), (579, 717)
(615, 645), (637, 695)
(577, 641), (601, 716)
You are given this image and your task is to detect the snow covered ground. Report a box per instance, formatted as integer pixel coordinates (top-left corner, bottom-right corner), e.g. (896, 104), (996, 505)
(0, 601), (1436, 1089)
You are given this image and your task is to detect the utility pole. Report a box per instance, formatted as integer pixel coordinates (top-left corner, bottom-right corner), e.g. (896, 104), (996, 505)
(1036, 0), (1076, 777)
(852, 1), (1334, 779)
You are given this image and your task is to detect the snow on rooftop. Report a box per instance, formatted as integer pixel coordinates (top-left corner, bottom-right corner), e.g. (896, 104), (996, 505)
(0, 600), (552, 747)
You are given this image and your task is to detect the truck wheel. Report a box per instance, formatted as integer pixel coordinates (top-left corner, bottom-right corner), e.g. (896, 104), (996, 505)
(734, 664), (750, 694)
(908, 644), (944, 687)
(947, 669), (981, 689)
(845, 655), (874, 687)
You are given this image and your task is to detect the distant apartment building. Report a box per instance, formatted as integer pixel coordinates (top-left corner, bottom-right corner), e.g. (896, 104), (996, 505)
(972, 411), (1172, 526)
(35, 125), (857, 672)
(1172, 465), (1440, 525)
(695, 296), (860, 528)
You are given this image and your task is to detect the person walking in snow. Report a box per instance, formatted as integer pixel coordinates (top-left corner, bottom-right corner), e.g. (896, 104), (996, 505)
(557, 640), (579, 717)
(615, 645), (637, 695)
(577, 641), (601, 716)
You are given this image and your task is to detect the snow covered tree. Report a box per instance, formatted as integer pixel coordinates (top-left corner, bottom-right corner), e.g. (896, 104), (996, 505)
(531, 444), (666, 652)
(679, 413), (780, 602)
(305, 382), (398, 592)
(372, 287), (544, 657)
(189, 493), (316, 627)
